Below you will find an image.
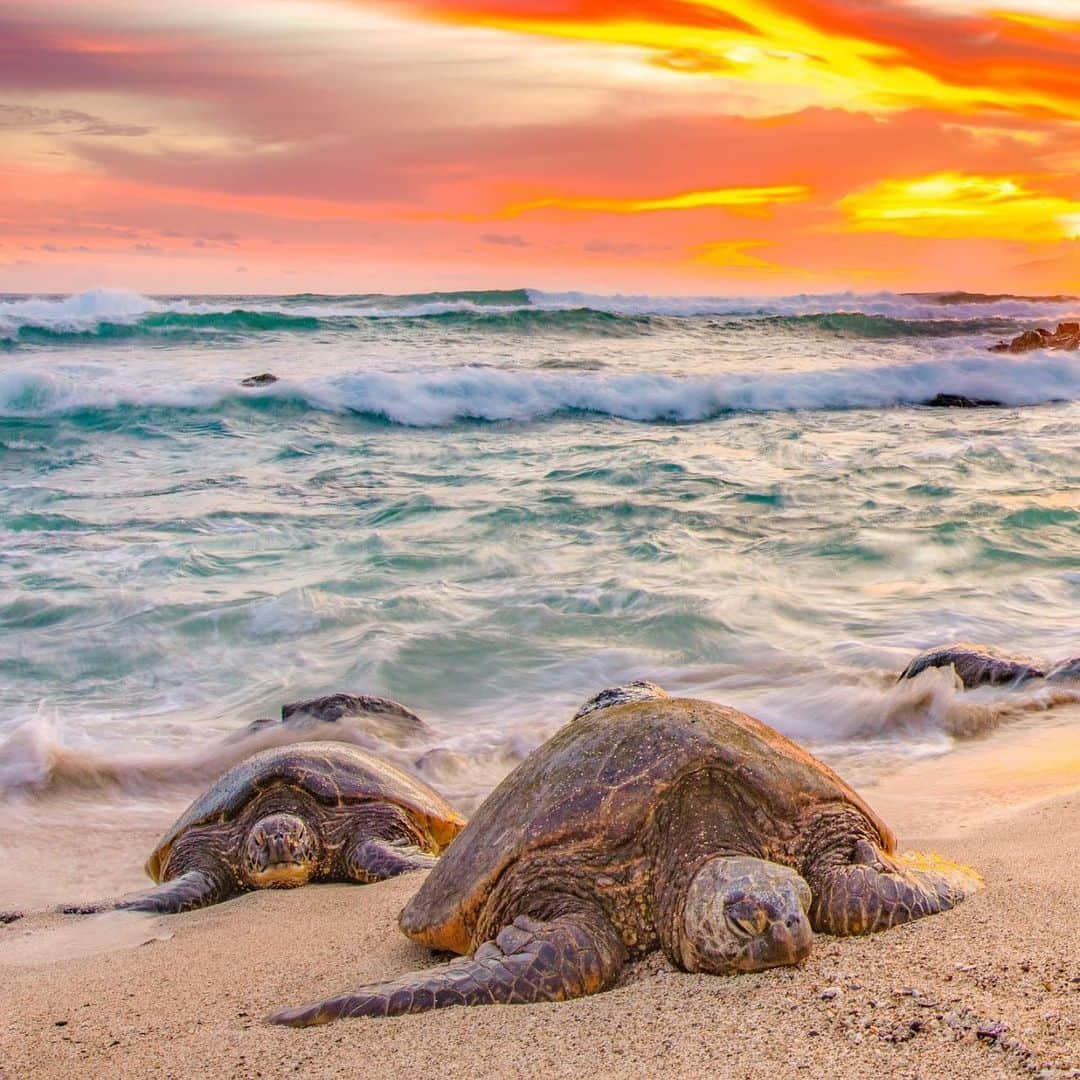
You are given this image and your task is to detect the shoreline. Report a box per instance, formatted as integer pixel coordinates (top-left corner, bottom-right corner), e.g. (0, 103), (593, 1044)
(2, 710), (1078, 1078)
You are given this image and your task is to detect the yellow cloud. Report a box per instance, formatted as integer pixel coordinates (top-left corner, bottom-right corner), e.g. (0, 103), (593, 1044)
(840, 172), (1080, 242)
(500, 184), (811, 218)
(693, 240), (789, 271)
(433, 4), (1080, 121)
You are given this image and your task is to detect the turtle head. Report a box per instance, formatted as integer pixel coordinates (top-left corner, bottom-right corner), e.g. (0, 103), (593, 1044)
(242, 813), (320, 889)
(679, 856), (813, 974)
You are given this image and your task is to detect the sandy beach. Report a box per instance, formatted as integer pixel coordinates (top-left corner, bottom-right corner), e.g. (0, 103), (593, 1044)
(2, 710), (1078, 1080)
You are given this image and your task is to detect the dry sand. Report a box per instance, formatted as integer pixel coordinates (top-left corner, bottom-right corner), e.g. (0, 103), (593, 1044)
(2, 713), (1078, 1080)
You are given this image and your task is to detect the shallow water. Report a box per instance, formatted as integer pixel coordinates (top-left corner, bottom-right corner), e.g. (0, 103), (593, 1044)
(1, 287), (1078, 825)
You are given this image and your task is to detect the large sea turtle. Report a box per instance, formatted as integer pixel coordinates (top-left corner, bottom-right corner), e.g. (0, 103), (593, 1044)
(897, 642), (1045, 688)
(66, 742), (464, 915)
(270, 684), (980, 1025)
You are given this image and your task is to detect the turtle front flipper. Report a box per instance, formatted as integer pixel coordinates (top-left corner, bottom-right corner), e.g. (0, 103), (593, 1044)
(345, 838), (437, 883)
(808, 841), (983, 936)
(61, 869), (234, 916)
(268, 911), (626, 1026)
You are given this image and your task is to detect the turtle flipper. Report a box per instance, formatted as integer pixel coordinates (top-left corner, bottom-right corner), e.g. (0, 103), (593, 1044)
(345, 838), (437, 883)
(809, 842), (982, 936)
(60, 870), (232, 916)
(268, 911), (626, 1026)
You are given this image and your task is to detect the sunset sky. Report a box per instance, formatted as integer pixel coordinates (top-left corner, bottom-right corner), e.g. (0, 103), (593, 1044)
(1, 0), (1078, 295)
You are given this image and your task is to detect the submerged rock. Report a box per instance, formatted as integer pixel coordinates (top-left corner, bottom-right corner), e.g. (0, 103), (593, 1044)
(991, 322), (1080, 354)
(240, 373), (278, 387)
(898, 643), (1045, 688)
(1047, 656), (1080, 684)
(280, 692), (430, 744)
(922, 393), (1002, 408)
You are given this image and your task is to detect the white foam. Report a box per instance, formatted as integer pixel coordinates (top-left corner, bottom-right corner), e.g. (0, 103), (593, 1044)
(528, 288), (1080, 321)
(2, 351), (1077, 423)
(2, 287), (1078, 339)
(0, 289), (162, 338)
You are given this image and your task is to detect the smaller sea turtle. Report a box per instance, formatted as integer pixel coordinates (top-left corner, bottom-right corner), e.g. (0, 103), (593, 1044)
(64, 742), (464, 915)
(270, 684), (980, 1026)
(897, 643), (1045, 688)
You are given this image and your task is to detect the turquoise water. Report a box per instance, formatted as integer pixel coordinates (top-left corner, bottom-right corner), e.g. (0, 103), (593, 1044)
(1, 288), (1078, 808)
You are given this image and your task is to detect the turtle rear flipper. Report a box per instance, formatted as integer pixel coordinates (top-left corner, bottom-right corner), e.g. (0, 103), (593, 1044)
(60, 869), (232, 916)
(268, 911), (626, 1026)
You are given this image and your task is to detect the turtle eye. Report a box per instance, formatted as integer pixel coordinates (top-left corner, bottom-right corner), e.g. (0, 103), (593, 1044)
(726, 901), (768, 937)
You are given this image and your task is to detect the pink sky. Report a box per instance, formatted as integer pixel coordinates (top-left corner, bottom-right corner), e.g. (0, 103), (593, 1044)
(1, 0), (1078, 294)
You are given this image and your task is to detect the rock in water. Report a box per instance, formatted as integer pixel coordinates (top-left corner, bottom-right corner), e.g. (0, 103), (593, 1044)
(990, 323), (1080, 354)
(240, 373), (278, 387)
(922, 394), (1002, 408)
(1047, 656), (1080, 684)
(281, 692), (430, 744)
(897, 642), (1046, 688)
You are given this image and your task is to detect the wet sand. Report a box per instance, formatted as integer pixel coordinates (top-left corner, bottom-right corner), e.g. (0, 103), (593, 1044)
(2, 712), (1079, 1079)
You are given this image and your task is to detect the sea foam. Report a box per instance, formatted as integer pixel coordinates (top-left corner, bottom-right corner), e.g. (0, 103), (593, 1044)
(2, 353), (1077, 425)
(2, 287), (1078, 343)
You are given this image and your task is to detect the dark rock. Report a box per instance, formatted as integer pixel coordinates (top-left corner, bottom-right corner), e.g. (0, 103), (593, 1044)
(0, 911), (23, 924)
(922, 393), (1002, 408)
(898, 642), (1046, 688)
(282, 693), (423, 726)
(241, 373), (278, 387)
(991, 323), (1080, 354)
(1047, 656), (1080, 683)
(281, 692), (430, 744)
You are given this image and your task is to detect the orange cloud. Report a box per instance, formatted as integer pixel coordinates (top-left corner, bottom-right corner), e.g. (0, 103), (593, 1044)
(840, 172), (1080, 242)
(389, 0), (1080, 121)
(693, 240), (793, 273)
(499, 184), (811, 218)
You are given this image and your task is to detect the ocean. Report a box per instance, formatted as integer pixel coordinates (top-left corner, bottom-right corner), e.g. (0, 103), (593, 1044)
(1, 286), (1078, 827)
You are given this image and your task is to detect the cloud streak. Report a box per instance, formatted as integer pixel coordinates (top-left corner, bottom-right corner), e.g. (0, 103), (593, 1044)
(0, 0), (1076, 293)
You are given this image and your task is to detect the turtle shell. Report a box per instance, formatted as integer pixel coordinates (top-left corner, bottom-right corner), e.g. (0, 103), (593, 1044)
(400, 697), (893, 953)
(147, 742), (464, 882)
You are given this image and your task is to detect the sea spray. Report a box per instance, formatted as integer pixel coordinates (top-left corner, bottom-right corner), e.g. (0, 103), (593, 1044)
(2, 353), (1078, 424)
(2, 286), (1078, 842)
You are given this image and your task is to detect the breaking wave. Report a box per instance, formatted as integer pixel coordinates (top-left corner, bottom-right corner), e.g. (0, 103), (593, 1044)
(1, 288), (1077, 345)
(3, 666), (1076, 808)
(2, 352), (1077, 426)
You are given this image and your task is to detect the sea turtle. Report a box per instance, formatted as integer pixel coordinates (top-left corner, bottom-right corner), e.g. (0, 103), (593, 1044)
(897, 642), (1045, 688)
(270, 684), (980, 1025)
(65, 742), (464, 915)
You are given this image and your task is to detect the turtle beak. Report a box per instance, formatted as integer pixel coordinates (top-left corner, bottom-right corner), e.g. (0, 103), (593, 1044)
(768, 916), (812, 966)
(267, 834), (293, 866)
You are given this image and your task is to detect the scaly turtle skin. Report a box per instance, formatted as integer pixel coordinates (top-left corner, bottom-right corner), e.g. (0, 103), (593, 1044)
(65, 742), (464, 915)
(898, 642), (1045, 688)
(271, 685), (980, 1026)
